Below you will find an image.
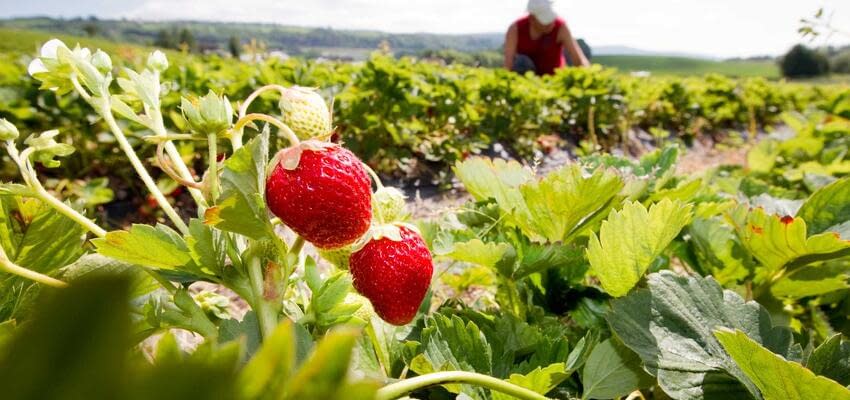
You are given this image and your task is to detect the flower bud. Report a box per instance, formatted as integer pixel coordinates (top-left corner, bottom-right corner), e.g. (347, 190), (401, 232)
(0, 119), (19, 141)
(191, 291), (231, 320)
(181, 91), (233, 135)
(91, 49), (112, 74)
(146, 50), (169, 72)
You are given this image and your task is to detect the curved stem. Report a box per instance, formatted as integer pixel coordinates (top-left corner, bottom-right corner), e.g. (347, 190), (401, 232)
(69, 73), (92, 103)
(156, 142), (203, 189)
(234, 113), (300, 147)
(375, 371), (549, 400)
(100, 103), (189, 234)
(207, 133), (219, 204)
(0, 248), (67, 288)
(238, 84), (287, 119)
(362, 162), (384, 190)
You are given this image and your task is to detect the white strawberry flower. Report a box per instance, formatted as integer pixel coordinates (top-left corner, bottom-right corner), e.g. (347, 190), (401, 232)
(147, 50), (169, 72)
(39, 38), (67, 59)
(27, 59), (48, 76)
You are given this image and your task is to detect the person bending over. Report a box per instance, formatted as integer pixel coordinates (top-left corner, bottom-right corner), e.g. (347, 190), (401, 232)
(504, 0), (589, 75)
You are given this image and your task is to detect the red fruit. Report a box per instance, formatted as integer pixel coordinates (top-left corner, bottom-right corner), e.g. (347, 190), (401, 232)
(350, 226), (433, 325)
(266, 141), (372, 249)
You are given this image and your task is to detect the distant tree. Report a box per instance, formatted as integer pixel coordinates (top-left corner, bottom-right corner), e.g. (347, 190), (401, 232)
(178, 28), (197, 53)
(228, 35), (241, 58)
(780, 44), (830, 78)
(832, 51), (850, 73)
(82, 23), (99, 37)
(154, 29), (176, 49)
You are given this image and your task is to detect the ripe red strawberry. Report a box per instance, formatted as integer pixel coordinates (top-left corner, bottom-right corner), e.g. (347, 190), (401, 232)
(349, 225), (433, 325)
(265, 140), (372, 249)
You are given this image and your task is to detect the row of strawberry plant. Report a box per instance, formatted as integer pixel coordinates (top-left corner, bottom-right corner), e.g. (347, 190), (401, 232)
(0, 47), (844, 189)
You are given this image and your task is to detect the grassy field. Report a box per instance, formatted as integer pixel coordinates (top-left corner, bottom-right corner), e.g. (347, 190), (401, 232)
(595, 54), (780, 78)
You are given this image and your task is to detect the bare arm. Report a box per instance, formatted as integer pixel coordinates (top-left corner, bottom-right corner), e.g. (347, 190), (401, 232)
(559, 22), (589, 67)
(504, 24), (518, 70)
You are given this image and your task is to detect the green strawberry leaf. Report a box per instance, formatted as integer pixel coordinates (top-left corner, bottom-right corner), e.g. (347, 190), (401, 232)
(453, 157), (532, 207)
(57, 254), (159, 299)
(608, 271), (797, 400)
(492, 363), (569, 400)
(581, 337), (654, 400)
(236, 320), (296, 399)
(311, 272), (360, 328)
(448, 239), (512, 269)
(0, 197), (86, 274)
(587, 199), (693, 297)
(687, 217), (753, 286)
(806, 334), (850, 386)
(797, 177), (850, 236)
(93, 224), (193, 271)
(206, 130), (271, 239)
(186, 219), (227, 276)
(515, 165), (623, 243)
(716, 329), (850, 400)
(771, 263), (850, 298)
(729, 206), (850, 279)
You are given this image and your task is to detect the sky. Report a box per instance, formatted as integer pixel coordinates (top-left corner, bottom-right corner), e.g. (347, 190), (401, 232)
(1, 0), (848, 58)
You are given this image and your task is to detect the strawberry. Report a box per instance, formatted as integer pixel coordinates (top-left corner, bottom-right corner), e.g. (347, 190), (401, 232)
(279, 86), (332, 140)
(265, 140), (372, 249)
(349, 225), (433, 325)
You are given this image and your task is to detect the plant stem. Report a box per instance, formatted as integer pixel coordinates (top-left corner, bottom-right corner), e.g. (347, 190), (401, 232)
(33, 185), (107, 237)
(100, 102), (189, 234)
(0, 249), (67, 288)
(361, 162), (384, 190)
(247, 255), (277, 339)
(234, 113), (300, 147)
(375, 371), (549, 400)
(207, 133), (219, 204)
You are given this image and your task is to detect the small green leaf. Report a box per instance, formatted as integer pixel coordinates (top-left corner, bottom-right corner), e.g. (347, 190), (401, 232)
(588, 199), (693, 297)
(186, 219), (226, 276)
(730, 206), (850, 276)
(210, 131), (271, 239)
(448, 239), (511, 269)
(453, 157), (532, 206)
(806, 334), (850, 386)
(1, 197), (86, 273)
(581, 338), (654, 400)
(716, 329), (850, 400)
(516, 165), (623, 243)
(797, 177), (850, 235)
(93, 224), (193, 270)
(286, 327), (370, 400)
(237, 320), (296, 399)
(493, 363), (568, 400)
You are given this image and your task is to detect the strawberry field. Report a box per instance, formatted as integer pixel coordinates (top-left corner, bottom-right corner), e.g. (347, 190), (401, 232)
(1, 38), (850, 400)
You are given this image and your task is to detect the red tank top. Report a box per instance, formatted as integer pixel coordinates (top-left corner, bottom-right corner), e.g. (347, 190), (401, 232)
(515, 15), (566, 75)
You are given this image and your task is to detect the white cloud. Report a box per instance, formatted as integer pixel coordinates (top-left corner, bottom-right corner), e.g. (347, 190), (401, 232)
(3, 0), (849, 57)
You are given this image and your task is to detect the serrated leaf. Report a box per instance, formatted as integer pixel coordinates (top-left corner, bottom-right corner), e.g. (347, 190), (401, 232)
(57, 254), (159, 299)
(729, 206), (850, 277)
(209, 131), (271, 239)
(1, 197), (86, 273)
(453, 157), (532, 206)
(515, 165), (623, 243)
(806, 334), (850, 386)
(797, 177), (850, 236)
(93, 224), (193, 270)
(771, 263), (850, 298)
(687, 217), (753, 286)
(716, 329), (850, 400)
(609, 271), (797, 400)
(588, 199), (693, 297)
(581, 338), (654, 400)
(493, 363), (568, 400)
(747, 139), (781, 173)
(448, 239), (511, 269)
(0, 183), (35, 197)
(186, 219), (226, 276)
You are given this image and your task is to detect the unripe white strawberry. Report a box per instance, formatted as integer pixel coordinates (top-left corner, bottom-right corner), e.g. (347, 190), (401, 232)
(318, 244), (354, 270)
(372, 187), (407, 223)
(279, 86), (332, 140)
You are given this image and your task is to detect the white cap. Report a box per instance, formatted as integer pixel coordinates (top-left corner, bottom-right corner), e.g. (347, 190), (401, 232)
(527, 0), (557, 25)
